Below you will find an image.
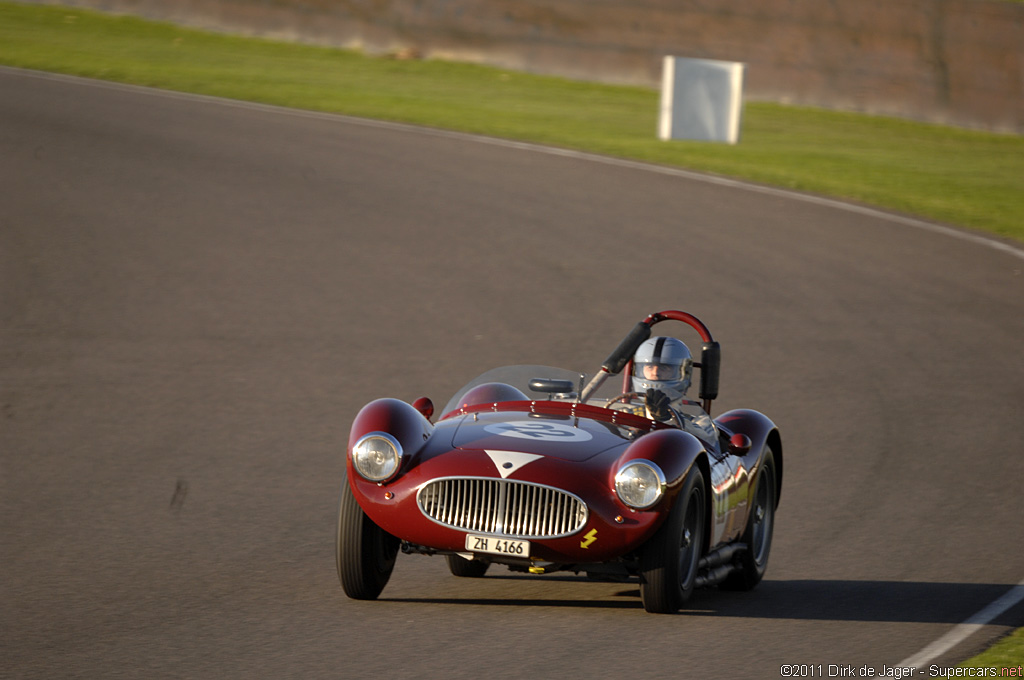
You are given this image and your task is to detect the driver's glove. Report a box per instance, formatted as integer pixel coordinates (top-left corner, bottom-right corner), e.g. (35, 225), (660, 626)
(645, 388), (671, 421)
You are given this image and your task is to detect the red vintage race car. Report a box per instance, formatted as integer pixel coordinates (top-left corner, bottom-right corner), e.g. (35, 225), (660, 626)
(336, 310), (782, 613)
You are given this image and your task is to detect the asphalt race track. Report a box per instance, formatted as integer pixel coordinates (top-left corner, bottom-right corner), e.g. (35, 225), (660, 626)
(2, 67), (1023, 679)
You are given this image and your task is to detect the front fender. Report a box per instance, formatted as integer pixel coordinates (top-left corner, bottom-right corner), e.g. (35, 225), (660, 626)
(348, 398), (434, 481)
(613, 428), (707, 495)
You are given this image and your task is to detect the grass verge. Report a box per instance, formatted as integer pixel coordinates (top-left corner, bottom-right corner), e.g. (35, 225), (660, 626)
(0, 0), (1021, 243)
(960, 627), (1024, 669)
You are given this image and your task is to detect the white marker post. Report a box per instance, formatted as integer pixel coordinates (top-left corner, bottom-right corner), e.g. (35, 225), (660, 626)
(658, 56), (746, 144)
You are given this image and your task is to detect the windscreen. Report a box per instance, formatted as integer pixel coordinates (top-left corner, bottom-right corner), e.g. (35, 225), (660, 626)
(440, 365), (626, 417)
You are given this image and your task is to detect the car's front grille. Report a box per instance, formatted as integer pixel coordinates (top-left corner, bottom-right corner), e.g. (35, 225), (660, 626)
(417, 477), (588, 539)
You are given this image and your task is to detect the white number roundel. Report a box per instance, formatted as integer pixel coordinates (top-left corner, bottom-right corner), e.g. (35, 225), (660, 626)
(484, 421), (592, 442)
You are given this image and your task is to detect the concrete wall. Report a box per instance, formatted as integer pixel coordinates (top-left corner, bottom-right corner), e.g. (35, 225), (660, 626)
(31, 0), (1024, 133)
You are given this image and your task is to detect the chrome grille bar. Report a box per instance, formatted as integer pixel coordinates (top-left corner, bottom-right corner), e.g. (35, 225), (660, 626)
(417, 477), (588, 539)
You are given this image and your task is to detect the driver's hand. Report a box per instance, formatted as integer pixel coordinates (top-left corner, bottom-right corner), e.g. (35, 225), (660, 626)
(645, 388), (671, 421)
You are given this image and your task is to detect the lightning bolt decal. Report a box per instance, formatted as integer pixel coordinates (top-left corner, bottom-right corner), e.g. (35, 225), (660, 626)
(580, 529), (598, 549)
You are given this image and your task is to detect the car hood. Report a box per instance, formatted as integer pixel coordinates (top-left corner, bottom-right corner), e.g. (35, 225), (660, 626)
(449, 410), (634, 462)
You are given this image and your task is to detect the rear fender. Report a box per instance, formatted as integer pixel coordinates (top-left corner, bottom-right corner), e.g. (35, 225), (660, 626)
(715, 409), (782, 507)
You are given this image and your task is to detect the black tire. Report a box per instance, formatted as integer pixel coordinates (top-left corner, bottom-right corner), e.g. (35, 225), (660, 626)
(445, 554), (490, 578)
(336, 472), (400, 600)
(639, 468), (706, 614)
(722, 447), (776, 591)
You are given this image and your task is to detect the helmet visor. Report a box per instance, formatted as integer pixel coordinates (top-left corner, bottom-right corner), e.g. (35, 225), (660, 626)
(634, 362), (682, 382)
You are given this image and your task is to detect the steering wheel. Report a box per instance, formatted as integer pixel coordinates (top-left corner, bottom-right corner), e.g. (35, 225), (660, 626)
(603, 391), (645, 408)
(603, 392), (685, 430)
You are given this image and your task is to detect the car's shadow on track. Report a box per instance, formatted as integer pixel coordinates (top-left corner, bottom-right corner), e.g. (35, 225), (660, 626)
(383, 578), (1024, 623)
(685, 579), (1023, 624)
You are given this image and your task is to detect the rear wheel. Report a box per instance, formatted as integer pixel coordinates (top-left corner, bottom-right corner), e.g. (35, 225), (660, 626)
(722, 447), (776, 591)
(639, 468), (706, 613)
(446, 554), (490, 578)
(336, 472), (400, 600)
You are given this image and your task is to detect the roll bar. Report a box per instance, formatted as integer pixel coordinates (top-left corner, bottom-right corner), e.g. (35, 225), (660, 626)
(580, 310), (721, 414)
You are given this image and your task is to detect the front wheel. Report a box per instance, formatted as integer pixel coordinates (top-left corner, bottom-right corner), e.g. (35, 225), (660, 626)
(639, 467), (706, 613)
(336, 471), (400, 600)
(722, 446), (776, 591)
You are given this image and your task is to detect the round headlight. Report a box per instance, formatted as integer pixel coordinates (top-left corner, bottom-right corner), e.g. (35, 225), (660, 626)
(615, 460), (666, 509)
(352, 433), (402, 482)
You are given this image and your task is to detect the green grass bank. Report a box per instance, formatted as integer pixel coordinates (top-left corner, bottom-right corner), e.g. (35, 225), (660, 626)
(1, 0), (1022, 243)
(961, 627), (1024, 671)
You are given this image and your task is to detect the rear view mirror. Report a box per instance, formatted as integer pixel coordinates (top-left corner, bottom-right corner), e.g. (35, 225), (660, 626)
(529, 378), (576, 397)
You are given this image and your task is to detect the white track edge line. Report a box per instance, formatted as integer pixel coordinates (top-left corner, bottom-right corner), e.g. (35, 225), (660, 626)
(6, 65), (1024, 263)
(897, 578), (1024, 669)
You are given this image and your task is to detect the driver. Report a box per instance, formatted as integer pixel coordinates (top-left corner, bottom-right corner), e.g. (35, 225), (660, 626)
(631, 337), (718, 442)
(632, 336), (692, 418)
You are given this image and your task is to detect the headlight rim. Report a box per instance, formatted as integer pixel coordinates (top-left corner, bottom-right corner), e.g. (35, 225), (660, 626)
(614, 459), (667, 510)
(351, 431), (403, 483)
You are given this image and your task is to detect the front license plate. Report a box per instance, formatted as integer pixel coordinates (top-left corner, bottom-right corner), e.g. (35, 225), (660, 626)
(465, 534), (530, 557)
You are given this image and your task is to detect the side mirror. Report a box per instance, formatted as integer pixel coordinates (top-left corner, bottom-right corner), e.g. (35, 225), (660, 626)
(727, 433), (752, 456)
(413, 397), (434, 421)
(699, 341), (721, 402)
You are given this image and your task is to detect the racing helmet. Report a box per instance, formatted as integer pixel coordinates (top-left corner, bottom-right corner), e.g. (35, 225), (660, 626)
(631, 336), (693, 401)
